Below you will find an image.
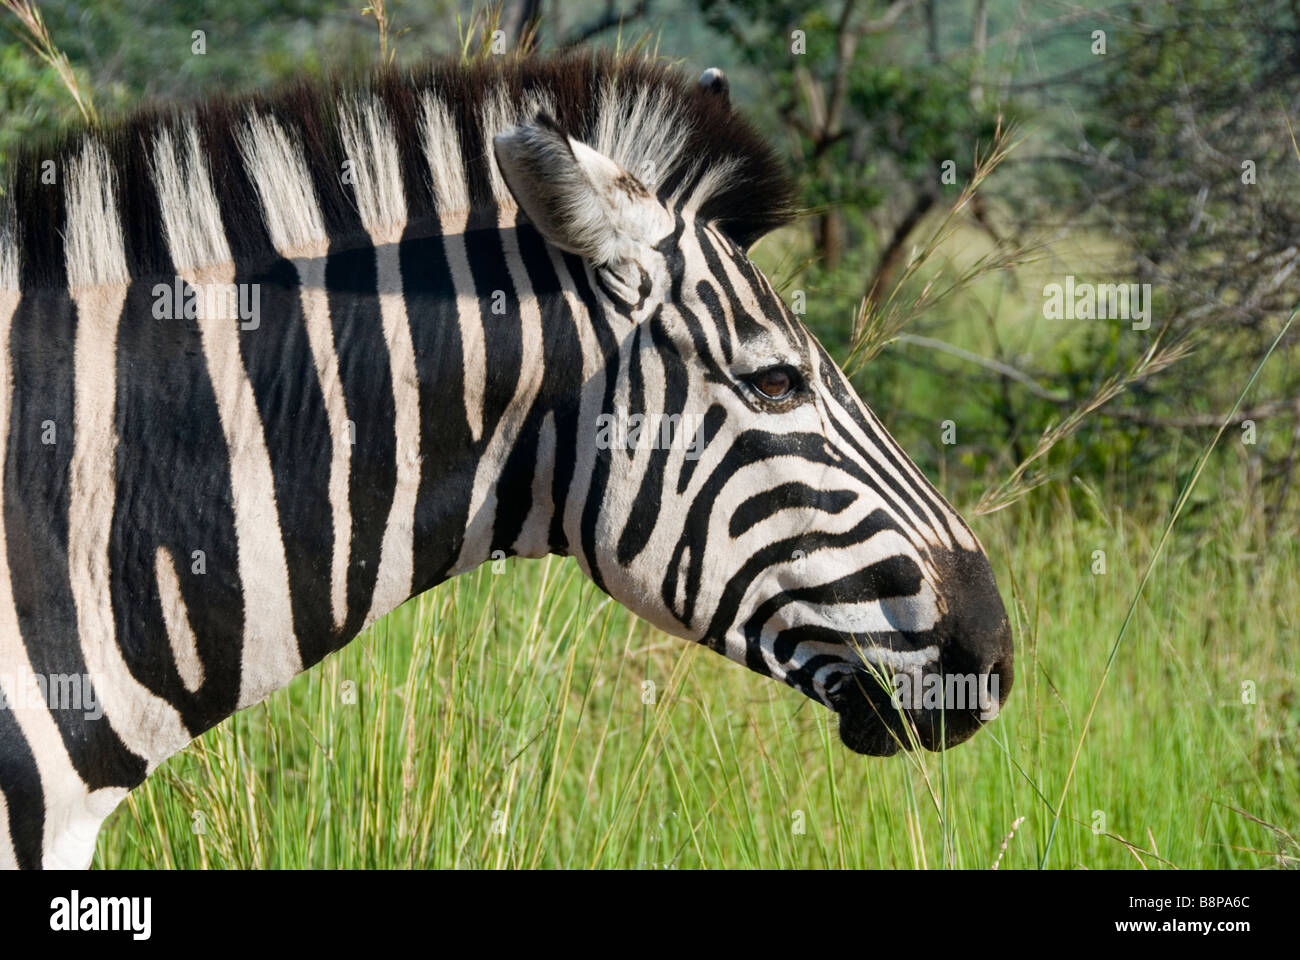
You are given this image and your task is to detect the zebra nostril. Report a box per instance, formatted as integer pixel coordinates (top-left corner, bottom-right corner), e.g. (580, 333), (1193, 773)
(981, 652), (1013, 707)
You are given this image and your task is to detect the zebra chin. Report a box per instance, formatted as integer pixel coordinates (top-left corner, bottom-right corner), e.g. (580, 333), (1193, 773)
(830, 673), (1011, 757)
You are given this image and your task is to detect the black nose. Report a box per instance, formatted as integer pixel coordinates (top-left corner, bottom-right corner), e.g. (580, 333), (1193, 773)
(927, 547), (1014, 746)
(835, 546), (1014, 756)
(938, 546), (1013, 673)
(981, 648), (1014, 712)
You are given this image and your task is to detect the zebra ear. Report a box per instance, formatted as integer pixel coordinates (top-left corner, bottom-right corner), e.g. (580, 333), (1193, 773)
(493, 113), (662, 266)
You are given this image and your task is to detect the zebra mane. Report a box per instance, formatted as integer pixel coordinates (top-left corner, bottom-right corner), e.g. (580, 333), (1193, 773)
(0, 50), (796, 291)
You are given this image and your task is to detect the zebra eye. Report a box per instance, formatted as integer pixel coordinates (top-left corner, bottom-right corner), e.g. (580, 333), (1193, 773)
(747, 366), (799, 401)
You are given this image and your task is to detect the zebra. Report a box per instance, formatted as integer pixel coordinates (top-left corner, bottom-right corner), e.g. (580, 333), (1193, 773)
(0, 51), (1013, 870)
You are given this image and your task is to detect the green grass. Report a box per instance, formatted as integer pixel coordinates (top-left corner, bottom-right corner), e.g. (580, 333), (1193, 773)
(93, 494), (1300, 869)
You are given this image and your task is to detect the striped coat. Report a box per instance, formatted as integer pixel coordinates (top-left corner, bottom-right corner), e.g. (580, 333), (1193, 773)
(0, 52), (1012, 868)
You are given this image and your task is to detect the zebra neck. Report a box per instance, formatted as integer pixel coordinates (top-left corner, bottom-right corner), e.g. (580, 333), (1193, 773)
(402, 213), (604, 588)
(266, 215), (598, 657)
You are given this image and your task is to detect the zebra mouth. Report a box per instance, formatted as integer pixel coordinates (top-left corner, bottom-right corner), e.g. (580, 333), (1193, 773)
(837, 707), (908, 757)
(829, 663), (1008, 756)
(830, 674), (913, 757)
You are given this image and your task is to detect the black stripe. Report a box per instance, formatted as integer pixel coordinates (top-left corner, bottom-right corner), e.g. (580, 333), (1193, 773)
(489, 223), (587, 555)
(817, 346), (957, 545)
(720, 226), (801, 342)
(624, 323), (646, 463)
(464, 211), (523, 451)
(694, 222), (781, 346)
(705, 510), (906, 649)
(782, 650), (856, 704)
(0, 699), (44, 869)
(236, 258), (338, 667)
(404, 227), (475, 594)
(748, 554), (928, 664)
(6, 288), (145, 785)
(517, 228), (584, 556)
(662, 429), (838, 626)
(327, 244), (397, 640)
(728, 482), (857, 538)
(616, 309), (688, 566)
(11, 138), (69, 290)
(567, 255), (621, 592)
(117, 117), (173, 281)
(676, 403), (725, 495)
(109, 280), (245, 736)
(677, 283), (750, 406)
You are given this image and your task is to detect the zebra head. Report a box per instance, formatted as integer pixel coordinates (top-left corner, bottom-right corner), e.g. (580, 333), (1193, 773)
(493, 86), (1012, 758)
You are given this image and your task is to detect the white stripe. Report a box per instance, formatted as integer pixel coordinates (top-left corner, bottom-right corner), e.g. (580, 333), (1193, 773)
(444, 229), (485, 444)
(64, 140), (129, 290)
(363, 241), (420, 627)
(419, 93), (485, 443)
(185, 263), (303, 708)
(0, 788), (14, 869)
(481, 86), (519, 209)
(593, 83), (684, 195)
(451, 210), (548, 573)
(339, 96), (407, 237)
(154, 546), (204, 693)
(338, 98), (421, 628)
(294, 256), (353, 630)
(66, 284), (193, 769)
(419, 92), (470, 214)
(238, 113), (329, 254)
(233, 117), (353, 632)
(512, 409), (556, 558)
(675, 157), (741, 214)
(152, 123), (232, 272)
(0, 204), (16, 291)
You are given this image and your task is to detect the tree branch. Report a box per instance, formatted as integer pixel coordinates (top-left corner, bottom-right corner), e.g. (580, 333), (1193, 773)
(894, 334), (1069, 401)
(559, 0), (650, 48)
(897, 333), (1298, 428)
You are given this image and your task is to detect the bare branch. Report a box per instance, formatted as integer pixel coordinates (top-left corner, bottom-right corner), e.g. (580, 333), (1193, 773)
(560, 0), (650, 49)
(894, 334), (1069, 402)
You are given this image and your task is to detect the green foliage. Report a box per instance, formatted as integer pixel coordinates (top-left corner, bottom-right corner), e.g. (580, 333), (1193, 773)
(0, 39), (80, 176)
(700, 0), (1001, 217)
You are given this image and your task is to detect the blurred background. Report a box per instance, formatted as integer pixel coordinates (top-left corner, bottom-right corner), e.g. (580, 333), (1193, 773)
(2, 1), (1297, 868)
(5, 0), (1297, 530)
